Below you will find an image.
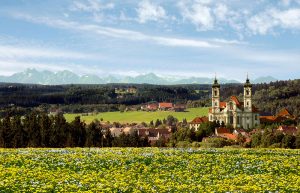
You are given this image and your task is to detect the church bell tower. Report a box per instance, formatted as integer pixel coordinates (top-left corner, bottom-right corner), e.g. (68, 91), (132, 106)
(212, 76), (220, 113)
(244, 75), (252, 111)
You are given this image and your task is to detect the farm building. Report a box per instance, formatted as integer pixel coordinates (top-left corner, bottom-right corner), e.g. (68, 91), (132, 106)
(189, 116), (209, 131)
(159, 102), (173, 111)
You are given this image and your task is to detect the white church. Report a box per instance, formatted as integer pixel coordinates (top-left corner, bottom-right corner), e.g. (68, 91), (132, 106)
(208, 76), (260, 129)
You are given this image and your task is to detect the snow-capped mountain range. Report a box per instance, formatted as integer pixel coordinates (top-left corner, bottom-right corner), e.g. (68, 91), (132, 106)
(0, 69), (278, 85)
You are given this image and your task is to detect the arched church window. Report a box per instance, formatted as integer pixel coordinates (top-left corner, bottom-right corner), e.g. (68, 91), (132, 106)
(246, 90), (249, 95)
(230, 103), (233, 110)
(214, 90), (217, 96)
(246, 101), (249, 106)
(230, 116), (233, 124)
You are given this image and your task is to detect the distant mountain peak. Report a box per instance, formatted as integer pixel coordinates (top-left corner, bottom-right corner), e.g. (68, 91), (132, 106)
(0, 69), (278, 85)
(253, 76), (277, 84)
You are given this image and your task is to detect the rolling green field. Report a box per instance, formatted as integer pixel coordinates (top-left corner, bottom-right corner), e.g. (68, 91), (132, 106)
(1, 148), (299, 192)
(64, 107), (208, 123)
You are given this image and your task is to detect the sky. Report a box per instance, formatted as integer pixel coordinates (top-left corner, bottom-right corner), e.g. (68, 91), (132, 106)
(0, 0), (300, 81)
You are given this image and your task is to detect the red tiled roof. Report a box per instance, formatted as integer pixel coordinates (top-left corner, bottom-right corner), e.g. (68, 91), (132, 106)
(159, 103), (173, 108)
(147, 104), (158, 110)
(230, 96), (241, 106)
(220, 133), (237, 141)
(260, 116), (276, 121)
(261, 114), (293, 123)
(220, 102), (227, 108)
(190, 116), (209, 124)
(274, 116), (290, 122)
(278, 108), (292, 117)
(216, 127), (231, 134)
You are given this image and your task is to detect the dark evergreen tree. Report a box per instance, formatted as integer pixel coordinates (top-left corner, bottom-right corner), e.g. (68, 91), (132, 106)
(70, 116), (86, 147)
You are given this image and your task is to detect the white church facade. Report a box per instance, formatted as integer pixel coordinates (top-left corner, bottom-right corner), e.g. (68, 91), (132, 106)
(208, 77), (260, 129)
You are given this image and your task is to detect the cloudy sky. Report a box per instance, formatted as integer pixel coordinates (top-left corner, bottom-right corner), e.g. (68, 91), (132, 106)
(0, 0), (300, 80)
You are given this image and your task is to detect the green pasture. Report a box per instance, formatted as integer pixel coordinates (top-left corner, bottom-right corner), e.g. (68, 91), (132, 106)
(64, 107), (208, 123)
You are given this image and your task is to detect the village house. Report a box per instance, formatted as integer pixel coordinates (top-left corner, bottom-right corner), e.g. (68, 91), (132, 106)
(109, 127), (136, 137)
(137, 128), (172, 144)
(260, 108), (296, 124)
(114, 87), (137, 94)
(214, 127), (251, 142)
(189, 116), (209, 131)
(158, 102), (173, 111)
(146, 102), (159, 111)
(277, 125), (298, 135)
(126, 87), (137, 94)
(208, 76), (260, 129)
(174, 104), (187, 112)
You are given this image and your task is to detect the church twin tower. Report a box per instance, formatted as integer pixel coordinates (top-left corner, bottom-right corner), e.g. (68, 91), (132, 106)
(209, 76), (260, 129)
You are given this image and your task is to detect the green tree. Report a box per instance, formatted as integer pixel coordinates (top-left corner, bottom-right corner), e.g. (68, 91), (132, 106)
(70, 116), (86, 147)
(282, 134), (296, 149)
(10, 116), (24, 148)
(155, 119), (162, 127)
(251, 132), (262, 147)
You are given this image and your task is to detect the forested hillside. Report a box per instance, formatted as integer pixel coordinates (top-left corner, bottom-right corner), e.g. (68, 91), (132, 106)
(0, 79), (299, 117)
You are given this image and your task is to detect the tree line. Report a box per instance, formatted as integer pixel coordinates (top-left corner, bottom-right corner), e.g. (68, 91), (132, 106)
(0, 112), (149, 148)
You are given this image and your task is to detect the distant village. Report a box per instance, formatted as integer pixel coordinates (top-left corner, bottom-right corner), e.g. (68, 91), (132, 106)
(99, 107), (297, 146)
(96, 78), (299, 147)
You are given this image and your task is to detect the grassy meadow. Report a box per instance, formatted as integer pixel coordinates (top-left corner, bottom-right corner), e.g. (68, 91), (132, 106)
(1, 148), (299, 192)
(64, 107), (209, 124)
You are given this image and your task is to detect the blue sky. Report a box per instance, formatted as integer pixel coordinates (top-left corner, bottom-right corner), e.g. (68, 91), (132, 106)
(0, 0), (300, 80)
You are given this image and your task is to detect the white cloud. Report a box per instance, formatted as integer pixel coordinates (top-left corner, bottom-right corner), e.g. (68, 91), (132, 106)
(272, 8), (300, 28)
(12, 13), (220, 48)
(247, 11), (276, 35)
(71, 0), (114, 12)
(154, 37), (218, 48)
(137, 0), (167, 23)
(213, 4), (228, 21)
(70, 0), (114, 23)
(211, 38), (247, 45)
(0, 45), (96, 60)
(178, 1), (214, 30)
(247, 8), (300, 35)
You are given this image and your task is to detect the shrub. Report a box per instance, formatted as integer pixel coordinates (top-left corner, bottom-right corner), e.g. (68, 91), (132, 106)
(176, 141), (191, 148)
